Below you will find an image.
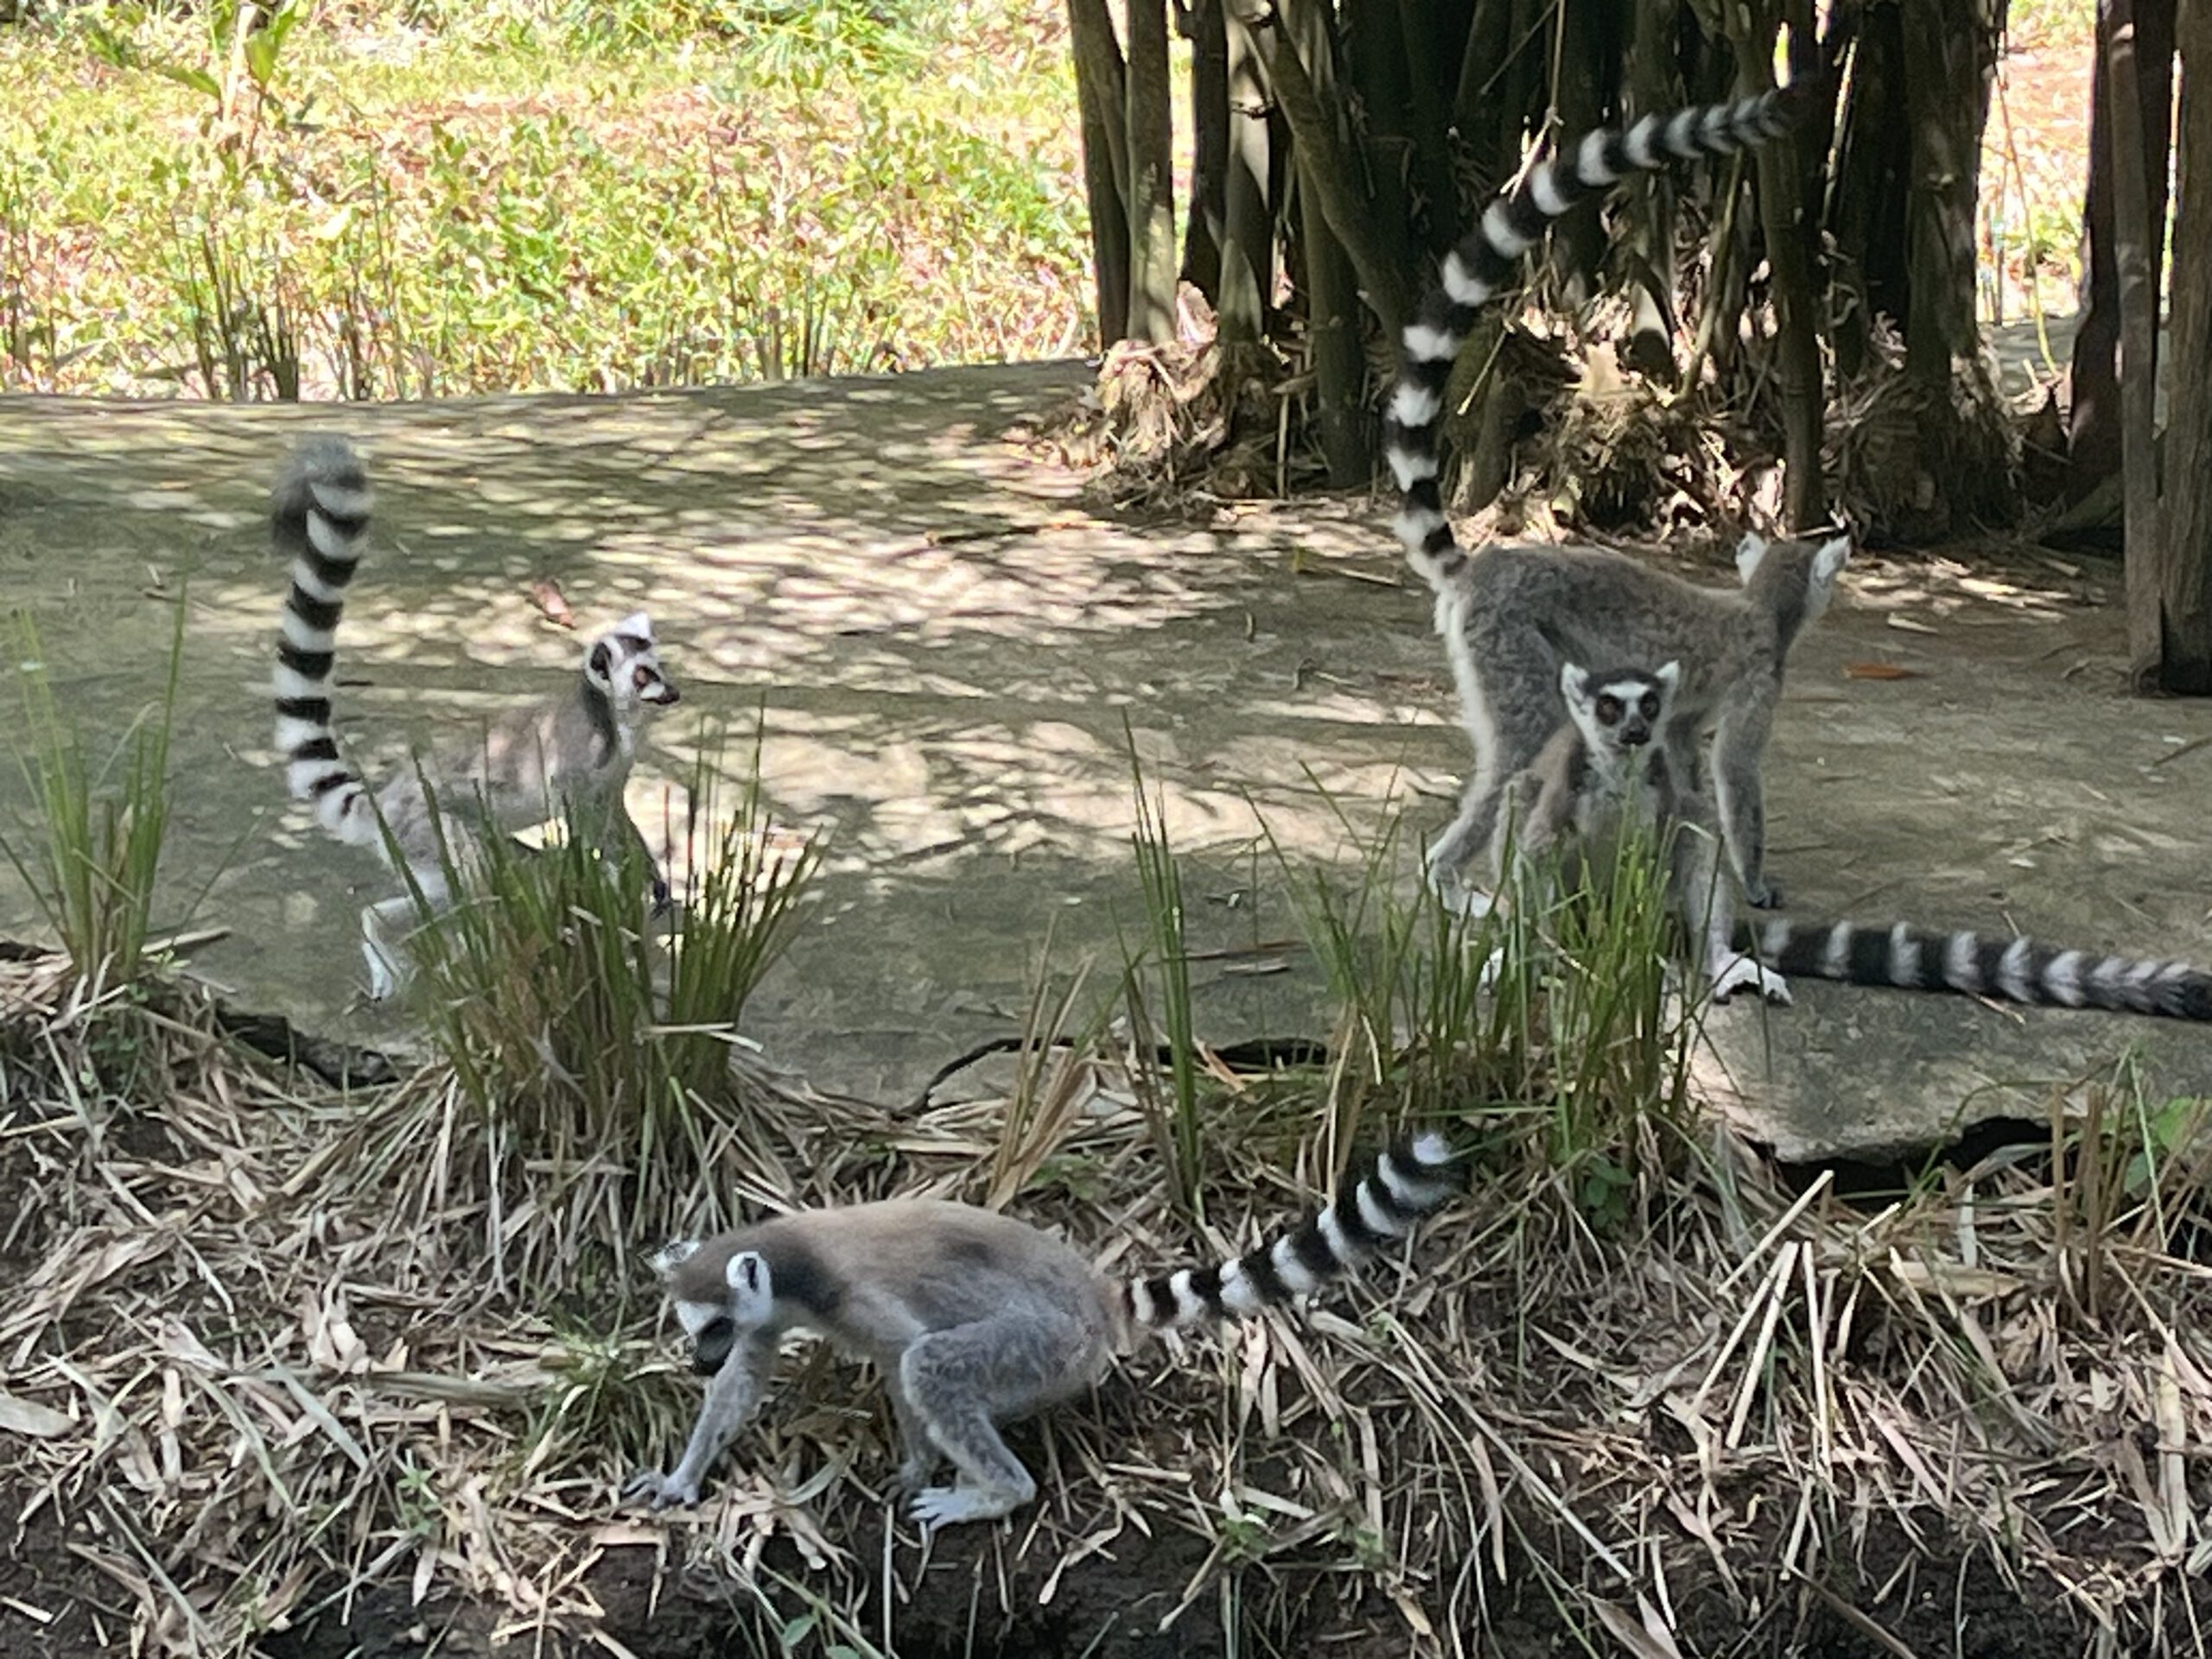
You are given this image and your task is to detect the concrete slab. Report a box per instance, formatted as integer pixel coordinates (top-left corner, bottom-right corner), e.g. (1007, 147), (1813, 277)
(1, 362), (2207, 1162)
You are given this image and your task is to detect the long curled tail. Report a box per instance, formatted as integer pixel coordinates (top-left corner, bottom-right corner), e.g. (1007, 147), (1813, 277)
(271, 437), (380, 849)
(1384, 86), (1813, 593)
(1125, 1132), (1465, 1330)
(1740, 918), (2212, 1022)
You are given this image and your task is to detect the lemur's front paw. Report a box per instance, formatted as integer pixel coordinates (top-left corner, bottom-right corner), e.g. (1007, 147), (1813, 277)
(889, 1450), (941, 1499)
(908, 1484), (1014, 1533)
(650, 875), (673, 918)
(622, 1469), (700, 1511)
(1744, 879), (1783, 911)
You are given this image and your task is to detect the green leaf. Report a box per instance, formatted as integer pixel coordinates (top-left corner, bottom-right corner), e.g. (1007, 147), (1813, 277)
(150, 62), (223, 100)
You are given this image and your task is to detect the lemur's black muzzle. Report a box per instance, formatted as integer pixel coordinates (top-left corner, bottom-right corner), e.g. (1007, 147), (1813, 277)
(692, 1317), (734, 1376)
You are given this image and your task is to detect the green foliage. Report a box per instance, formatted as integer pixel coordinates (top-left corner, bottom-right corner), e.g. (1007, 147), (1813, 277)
(0, 602), (185, 986)
(1118, 731), (1205, 1218)
(1277, 784), (1700, 1226)
(402, 731), (820, 1231)
(0, 0), (1085, 397)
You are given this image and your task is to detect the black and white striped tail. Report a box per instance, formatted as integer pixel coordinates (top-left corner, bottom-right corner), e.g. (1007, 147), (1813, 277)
(1742, 918), (2212, 1022)
(1126, 1132), (1465, 1329)
(271, 438), (379, 849)
(1384, 86), (1809, 591)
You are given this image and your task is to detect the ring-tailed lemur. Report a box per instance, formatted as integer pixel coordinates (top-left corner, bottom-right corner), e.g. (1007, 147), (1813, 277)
(1495, 657), (1789, 1005)
(1381, 81), (1849, 917)
(625, 1132), (1463, 1533)
(1508, 655), (2211, 1020)
(1737, 917), (2212, 1021)
(271, 437), (679, 1000)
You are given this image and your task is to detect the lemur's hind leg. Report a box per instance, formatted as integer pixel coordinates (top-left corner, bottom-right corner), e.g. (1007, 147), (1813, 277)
(1671, 817), (1789, 1007)
(897, 1306), (1106, 1532)
(1428, 618), (1569, 909)
(359, 865), (452, 1001)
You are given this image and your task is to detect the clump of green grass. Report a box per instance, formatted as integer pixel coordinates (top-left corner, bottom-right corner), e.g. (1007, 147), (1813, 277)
(1117, 734), (1205, 1217)
(0, 604), (186, 988)
(383, 731), (821, 1278)
(1277, 782), (1700, 1227)
(0, 0), (1087, 398)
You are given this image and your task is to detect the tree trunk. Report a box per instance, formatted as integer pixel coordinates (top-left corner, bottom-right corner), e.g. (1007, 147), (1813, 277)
(1247, 0), (1409, 335)
(1898, 0), (2005, 383)
(1545, 0), (1612, 306)
(1298, 181), (1372, 483)
(2156, 18), (2212, 692)
(1124, 0), (1179, 343)
(1217, 1), (1274, 349)
(1277, 0), (1373, 478)
(1066, 0), (1132, 346)
(1732, 3), (1827, 529)
(1451, 0), (1512, 182)
(1179, 0), (1228, 301)
(1342, 0), (1415, 274)
(1824, 2), (1910, 380)
(1619, 0), (1681, 384)
(1395, 0), (1463, 251)
(1493, 0), (1541, 190)
(2069, 0), (2177, 502)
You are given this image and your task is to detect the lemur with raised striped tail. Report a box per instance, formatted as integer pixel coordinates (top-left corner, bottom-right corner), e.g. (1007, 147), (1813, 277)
(271, 437), (679, 1001)
(1381, 83), (1849, 918)
(625, 1132), (1463, 1533)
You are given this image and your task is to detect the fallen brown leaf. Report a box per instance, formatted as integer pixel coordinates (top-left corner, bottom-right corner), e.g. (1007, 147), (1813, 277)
(530, 577), (575, 629)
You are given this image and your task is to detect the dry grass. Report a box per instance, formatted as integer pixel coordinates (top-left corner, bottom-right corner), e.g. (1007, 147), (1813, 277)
(6, 919), (2212, 1656)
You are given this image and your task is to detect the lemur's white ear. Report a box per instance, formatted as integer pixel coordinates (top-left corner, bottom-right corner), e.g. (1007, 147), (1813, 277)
(648, 1239), (701, 1280)
(1656, 660), (1681, 693)
(725, 1249), (773, 1310)
(614, 611), (654, 639)
(1559, 662), (1591, 702)
(1734, 532), (1770, 583)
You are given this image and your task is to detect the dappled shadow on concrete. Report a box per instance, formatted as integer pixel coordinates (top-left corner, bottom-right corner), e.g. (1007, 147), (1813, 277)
(2, 359), (2209, 1157)
(0, 364), (1450, 1104)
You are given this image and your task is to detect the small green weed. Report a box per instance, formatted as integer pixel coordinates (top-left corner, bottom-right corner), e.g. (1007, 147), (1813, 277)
(1117, 732), (1206, 1217)
(1276, 781), (1700, 1225)
(0, 602), (186, 987)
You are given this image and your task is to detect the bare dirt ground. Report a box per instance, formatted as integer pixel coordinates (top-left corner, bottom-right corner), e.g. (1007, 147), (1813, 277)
(0, 350), (2206, 1173)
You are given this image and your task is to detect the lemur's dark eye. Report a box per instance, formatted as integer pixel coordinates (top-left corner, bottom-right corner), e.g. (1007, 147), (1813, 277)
(1639, 693), (1660, 721)
(1595, 695), (1623, 724)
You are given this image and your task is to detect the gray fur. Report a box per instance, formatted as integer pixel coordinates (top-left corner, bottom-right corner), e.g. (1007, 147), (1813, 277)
(1424, 533), (1848, 919)
(1497, 658), (1790, 1006)
(268, 437), (680, 999)
(626, 1137), (1463, 1533)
